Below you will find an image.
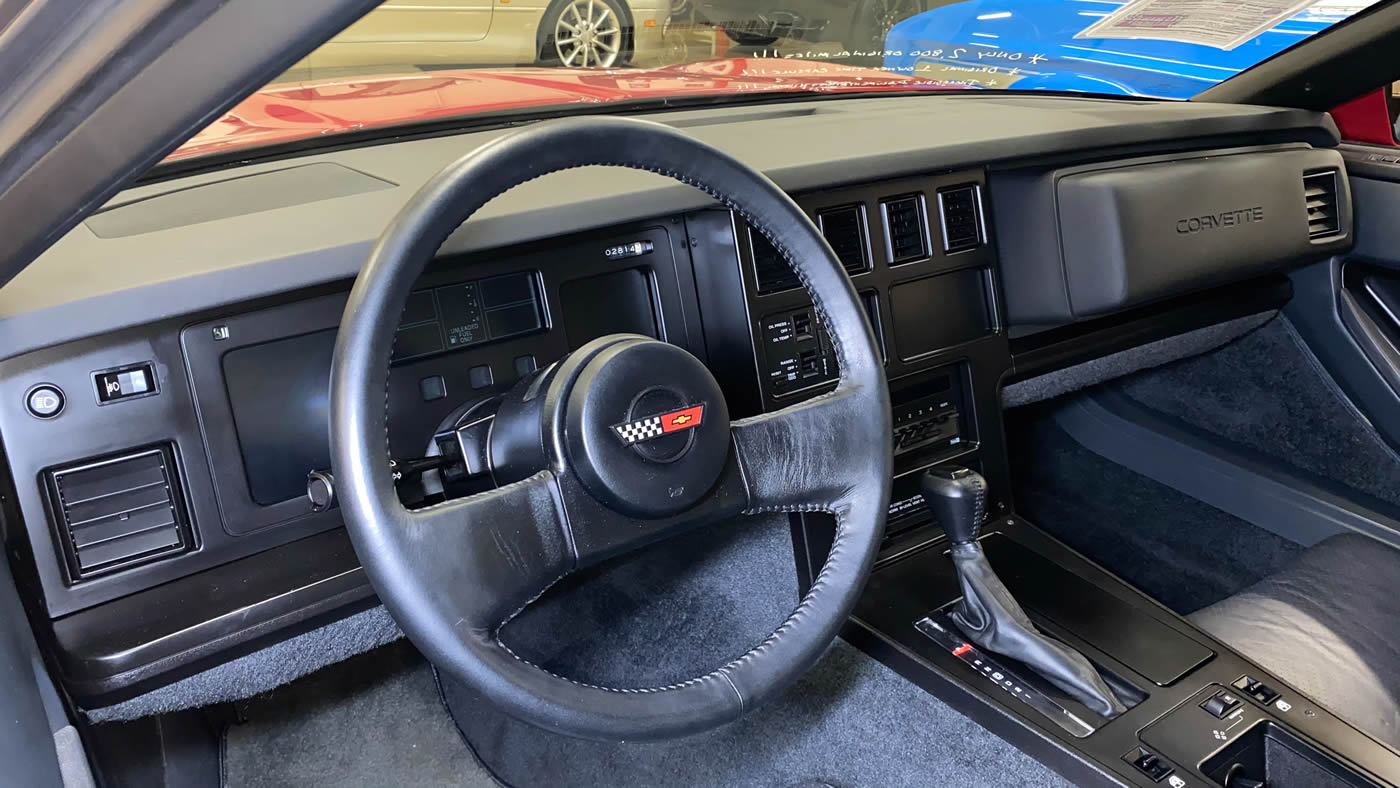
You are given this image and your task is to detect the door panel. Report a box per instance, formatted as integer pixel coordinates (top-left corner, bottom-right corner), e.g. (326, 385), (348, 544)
(337, 0), (493, 41)
(309, 0), (496, 69)
(1286, 149), (1400, 454)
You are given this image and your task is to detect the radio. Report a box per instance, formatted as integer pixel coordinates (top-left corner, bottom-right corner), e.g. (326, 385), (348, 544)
(894, 399), (961, 454)
(891, 371), (964, 455)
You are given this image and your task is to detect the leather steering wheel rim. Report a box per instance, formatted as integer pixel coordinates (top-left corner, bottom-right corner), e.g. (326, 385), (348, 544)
(330, 116), (892, 741)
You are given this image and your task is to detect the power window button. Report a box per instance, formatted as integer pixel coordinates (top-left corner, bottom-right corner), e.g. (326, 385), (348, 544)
(1123, 747), (1173, 782)
(1201, 690), (1241, 718)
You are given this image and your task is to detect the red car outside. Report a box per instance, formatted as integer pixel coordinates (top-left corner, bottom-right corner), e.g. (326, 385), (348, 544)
(169, 59), (944, 162)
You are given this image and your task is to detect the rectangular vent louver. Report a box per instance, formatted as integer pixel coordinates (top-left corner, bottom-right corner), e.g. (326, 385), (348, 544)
(882, 195), (927, 264)
(49, 446), (191, 579)
(750, 227), (801, 295)
(1304, 170), (1341, 239)
(938, 185), (983, 252)
(818, 205), (870, 275)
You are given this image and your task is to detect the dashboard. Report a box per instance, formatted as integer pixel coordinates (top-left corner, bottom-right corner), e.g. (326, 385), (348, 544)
(0, 93), (1352, 708)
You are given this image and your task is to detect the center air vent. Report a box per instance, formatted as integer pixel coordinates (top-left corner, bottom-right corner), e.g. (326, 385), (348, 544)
(1304, 170), (1341, 239)
(48, 446), (192, 580)
(749, 227), (801, 295)
(938, 185), (984, 253)
(882, 195), (928, 264)
(818, 205), (871, 276)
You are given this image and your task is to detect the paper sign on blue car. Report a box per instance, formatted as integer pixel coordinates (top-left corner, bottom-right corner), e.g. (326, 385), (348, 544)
(1075, 0), (1318, 50)
(883, 0), (1378, 99)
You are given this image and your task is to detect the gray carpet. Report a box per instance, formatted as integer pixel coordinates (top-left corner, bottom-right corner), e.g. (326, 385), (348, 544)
(445, 638), (1065, 788)
(222, 641), (497, 788)
(219, 514), (1064, 787)
(441, 514), (1068, 788)
(1009, 412), (1304, 615)
(1115, 317), (1400, 513)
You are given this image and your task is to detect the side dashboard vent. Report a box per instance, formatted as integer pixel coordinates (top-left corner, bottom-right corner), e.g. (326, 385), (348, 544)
(881, 195), (928, 264)
(48, 446), (192, 580)
(1304, 170), (1341, 239)
(749, 227), (801, 295)
(938, 184), (984, 252)
(818, 205), (871, 275)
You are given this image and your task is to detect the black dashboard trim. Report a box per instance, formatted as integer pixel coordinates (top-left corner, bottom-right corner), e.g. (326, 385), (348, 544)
(1008, 276), (1294, 382)
(51, 527), (372, 706)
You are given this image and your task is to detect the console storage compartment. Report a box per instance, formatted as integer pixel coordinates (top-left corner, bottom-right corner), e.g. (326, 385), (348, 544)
(1201, 722), (1375, 788)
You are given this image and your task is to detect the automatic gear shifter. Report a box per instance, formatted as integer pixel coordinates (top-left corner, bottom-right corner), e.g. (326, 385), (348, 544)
(922, 466), (1128, 719)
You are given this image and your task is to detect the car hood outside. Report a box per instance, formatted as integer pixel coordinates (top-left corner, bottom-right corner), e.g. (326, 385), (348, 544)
(168, 59), (948, 162)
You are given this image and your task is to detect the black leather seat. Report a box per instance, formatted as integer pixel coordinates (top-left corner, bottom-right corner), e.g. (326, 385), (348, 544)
(1190, 533), (1400, 749)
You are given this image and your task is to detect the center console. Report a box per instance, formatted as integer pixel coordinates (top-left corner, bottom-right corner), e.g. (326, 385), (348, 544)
(851, 517), (1400, 787)
(683, 168), (1400, 786)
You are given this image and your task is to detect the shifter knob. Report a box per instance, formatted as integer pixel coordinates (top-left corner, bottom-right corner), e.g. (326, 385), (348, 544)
(920, 465), (988, 544)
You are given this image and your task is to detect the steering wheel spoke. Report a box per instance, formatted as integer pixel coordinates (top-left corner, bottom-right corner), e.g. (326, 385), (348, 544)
(732, 384), (883, 512)
(397, 471), (573, 633)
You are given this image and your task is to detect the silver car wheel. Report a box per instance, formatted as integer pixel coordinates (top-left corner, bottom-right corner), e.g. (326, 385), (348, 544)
(555, 0), (622, 67)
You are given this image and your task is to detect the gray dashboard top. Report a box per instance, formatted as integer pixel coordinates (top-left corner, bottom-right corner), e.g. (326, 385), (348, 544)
(0, 93), (1337, 361)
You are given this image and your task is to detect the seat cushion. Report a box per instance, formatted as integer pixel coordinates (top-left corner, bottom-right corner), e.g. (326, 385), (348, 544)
(1190, 533), (1400, 749)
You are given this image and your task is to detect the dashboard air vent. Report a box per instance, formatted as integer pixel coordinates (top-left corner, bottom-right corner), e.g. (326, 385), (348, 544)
(749, 227), (801, 295)
(938, 185), (983, 252)
(1304, 170), (1341, 239)
(882, 195), (927, 264)
(818, 205), (870, 275)
(48, 446), (191, 580)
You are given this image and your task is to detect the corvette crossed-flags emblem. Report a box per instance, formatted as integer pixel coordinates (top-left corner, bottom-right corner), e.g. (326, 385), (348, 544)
(612, 404), (706, 446)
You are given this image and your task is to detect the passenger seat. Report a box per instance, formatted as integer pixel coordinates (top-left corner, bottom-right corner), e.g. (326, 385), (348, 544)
(1190, 533), (1400, 749)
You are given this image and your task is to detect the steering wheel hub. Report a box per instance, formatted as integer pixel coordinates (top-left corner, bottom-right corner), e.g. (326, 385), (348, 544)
(564, 338), (729, 518)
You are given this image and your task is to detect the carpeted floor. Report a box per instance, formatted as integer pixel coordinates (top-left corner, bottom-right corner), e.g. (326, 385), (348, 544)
(223, 515), (1068, 788)
(1114, 317), (1400, 513)
(443, 638), (1066, 788)
(441, 514), (1066, 788)
(222, 641), (496, 788)
(1008, 411), (1305, 615)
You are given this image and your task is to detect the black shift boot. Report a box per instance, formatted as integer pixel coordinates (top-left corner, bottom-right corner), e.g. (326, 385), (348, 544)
(922, 466), (1128, 719)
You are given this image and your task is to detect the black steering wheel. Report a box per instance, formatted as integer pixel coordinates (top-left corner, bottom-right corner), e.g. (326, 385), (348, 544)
(329, 116), (892, 741)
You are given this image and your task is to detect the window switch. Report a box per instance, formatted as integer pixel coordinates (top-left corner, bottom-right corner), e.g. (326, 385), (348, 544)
(1251, 684), (1279, 705)
(1201, 690), (1241, 718)
(1232, 675), (1280, 705)
(1124, 747), (1173, 782)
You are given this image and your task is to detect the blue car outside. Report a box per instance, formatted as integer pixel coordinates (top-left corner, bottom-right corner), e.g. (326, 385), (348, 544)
(883, 0), (1369, 99)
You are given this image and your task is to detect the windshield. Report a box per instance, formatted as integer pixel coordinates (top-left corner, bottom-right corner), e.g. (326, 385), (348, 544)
(170, 0), (1380, 162)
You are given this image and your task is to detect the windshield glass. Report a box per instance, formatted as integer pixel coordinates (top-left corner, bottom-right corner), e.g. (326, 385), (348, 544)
(170, 0), (1380, 162)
